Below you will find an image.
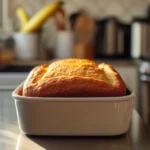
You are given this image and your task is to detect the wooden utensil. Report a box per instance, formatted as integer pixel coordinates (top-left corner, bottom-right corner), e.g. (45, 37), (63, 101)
(52, 7), (66, 31)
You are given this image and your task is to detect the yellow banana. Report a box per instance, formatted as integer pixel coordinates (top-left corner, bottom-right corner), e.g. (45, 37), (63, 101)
(20, 1), (63, 33)
(16, 7), (29, 26)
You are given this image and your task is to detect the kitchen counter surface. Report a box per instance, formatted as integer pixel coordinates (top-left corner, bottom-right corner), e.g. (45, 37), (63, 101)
(0, 91), (150, 150)
(0, 58), (138, 73)
(10, 58), (138, 67)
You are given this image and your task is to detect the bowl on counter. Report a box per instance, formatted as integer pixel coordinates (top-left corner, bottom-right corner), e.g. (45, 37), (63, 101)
(12, 83), (135, 136)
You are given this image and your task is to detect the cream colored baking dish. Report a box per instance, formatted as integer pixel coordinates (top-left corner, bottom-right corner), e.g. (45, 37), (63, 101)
(12, 83), (135, 136)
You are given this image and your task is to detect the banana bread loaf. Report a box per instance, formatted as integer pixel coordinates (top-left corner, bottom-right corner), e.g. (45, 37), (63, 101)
(22, 59), (126, 97)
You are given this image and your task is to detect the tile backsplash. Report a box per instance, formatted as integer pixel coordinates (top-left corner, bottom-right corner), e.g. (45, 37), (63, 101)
(6, 0), (150, 56)
(10, 0), (150, 23)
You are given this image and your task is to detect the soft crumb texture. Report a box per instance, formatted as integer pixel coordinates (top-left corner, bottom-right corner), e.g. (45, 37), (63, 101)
(23, 59), (126, 97)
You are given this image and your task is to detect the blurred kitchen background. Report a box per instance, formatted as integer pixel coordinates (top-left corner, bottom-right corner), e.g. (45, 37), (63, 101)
(0, 0), (150, 128)
(1, 0), (150, 60)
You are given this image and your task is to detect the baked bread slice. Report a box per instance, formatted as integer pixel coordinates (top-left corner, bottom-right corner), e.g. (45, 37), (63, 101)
(22, 59), (126, 97)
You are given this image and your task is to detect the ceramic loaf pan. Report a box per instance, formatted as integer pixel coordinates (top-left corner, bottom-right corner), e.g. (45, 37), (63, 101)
(12, 83), (135, 136)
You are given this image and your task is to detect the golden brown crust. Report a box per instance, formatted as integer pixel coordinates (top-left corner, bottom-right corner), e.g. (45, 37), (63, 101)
(22, 59), (126, 97)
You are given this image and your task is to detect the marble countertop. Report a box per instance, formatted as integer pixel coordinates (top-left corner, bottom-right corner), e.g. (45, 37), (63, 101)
(0, 90), (150, 150)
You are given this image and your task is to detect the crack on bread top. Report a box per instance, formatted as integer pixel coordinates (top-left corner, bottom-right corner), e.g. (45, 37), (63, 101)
(35, 59), (108, 83)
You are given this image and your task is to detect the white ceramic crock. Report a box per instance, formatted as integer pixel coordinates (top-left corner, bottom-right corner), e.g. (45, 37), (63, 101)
(12, 84), (135, 136)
